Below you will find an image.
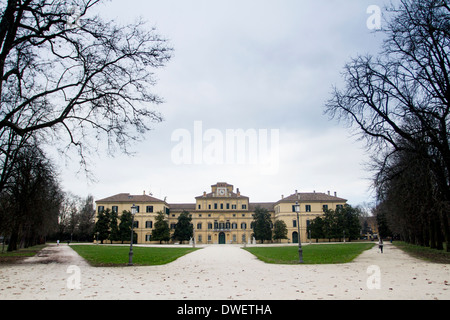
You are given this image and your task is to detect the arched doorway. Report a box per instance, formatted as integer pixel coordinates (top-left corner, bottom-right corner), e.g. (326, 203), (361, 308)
(219, 232), (226, 244)
(292, 231), (298, 244)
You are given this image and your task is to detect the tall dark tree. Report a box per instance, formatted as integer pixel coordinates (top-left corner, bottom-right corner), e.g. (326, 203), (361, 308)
(0, 0), (172, 193)
(308, 216), (325, 243)
(252, 207), (272, 244)
(315, 205), (361, 242)
(108, 209), (119, 244)
(94, 208), (110, 244)
(152, 211), (170, 244)
(118, 210), (132, 244)
(172, 211), (193, 244)
(325, 0), (450, 250)
(273, 220), (288, 242)
(0, 143), (62, 251)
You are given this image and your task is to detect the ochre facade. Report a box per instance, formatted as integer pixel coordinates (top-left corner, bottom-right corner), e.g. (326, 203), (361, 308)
(95, 182), (347, 244)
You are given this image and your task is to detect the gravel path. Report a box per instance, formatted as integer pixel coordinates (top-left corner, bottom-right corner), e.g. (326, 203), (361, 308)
(0, 242), (449, 300)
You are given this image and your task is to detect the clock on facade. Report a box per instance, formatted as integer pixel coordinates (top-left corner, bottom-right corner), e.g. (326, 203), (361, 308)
(217, 188), (227, 196)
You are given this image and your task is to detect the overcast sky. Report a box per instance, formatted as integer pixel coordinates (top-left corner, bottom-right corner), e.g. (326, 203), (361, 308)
(55, 0), (392, 206)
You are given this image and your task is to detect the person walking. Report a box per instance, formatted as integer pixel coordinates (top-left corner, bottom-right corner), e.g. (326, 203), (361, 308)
(378, 238), (384, 253)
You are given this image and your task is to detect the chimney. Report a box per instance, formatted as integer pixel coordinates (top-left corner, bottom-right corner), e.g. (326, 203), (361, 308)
(143, 190), (146, 195)
(237, 188), (241, 197)
(203, 191), (206, 197)
(334, 192), (337, 197)
(281, 195), (284, 199)
(328, 191), (330, 195)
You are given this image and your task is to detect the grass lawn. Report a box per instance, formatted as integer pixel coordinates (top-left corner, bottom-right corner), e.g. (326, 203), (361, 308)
(244, 243), (375, 264)
(70, 245), (200, 267)
(393, 241), (450, 264)
(0, 244), (47, 264)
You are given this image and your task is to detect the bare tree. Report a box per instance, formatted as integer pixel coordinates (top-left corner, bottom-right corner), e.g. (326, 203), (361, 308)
(0, 0), (172, 191)
(0, 142), (63, 251)
(325, 0), (450, 250)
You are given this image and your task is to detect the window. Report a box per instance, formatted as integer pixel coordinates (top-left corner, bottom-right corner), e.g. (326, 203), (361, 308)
(208, 223), (213, 230)
(293, 220), (297, 228)
(226, 203), (230, 209)
(198, 205), (201, 210)
(145, 234), (151, 241)
(323, 205), (328, 211)
(112, 206), (118, 213)
(170, 223), (176, 230)
(198, 235), (202, 243)
(208, 204), (211, 209)
(305, 205), (311, 212)
(220, 203), (224, 209)
(197, 223), (202, 230)
(336, 204), (344, 210)
(135, 206), (140, 213)
(292, 205), (296, 212)
(214, 203), (218, 209)
(232, 204), (237, 209)
(232, 223), (237, 229)
(145, 221), (153, 228)
(241, 223), (247, 230)
(242, 204), (247, 210)
(98, 206), (104, 213)
(133, 221), (139, 228)
(146, 206), (153, 213)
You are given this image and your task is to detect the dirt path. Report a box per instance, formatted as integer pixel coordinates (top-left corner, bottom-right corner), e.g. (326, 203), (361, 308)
(0, 243), (449, 300)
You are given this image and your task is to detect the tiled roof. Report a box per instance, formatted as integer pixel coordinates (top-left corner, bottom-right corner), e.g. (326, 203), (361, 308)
(277, 192), (347, 203)
(249, 202), (276, 211)
(96, 193), (165, 203)
(96, 191), (347, 207)
(169, 203), (196, 212)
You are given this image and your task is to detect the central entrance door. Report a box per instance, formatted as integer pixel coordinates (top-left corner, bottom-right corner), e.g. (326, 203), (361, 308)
(219, 232), (226, 244)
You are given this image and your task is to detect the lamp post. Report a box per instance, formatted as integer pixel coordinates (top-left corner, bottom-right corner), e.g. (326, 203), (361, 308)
(295, 201), (303, 263)
(128, 204), (137, 266)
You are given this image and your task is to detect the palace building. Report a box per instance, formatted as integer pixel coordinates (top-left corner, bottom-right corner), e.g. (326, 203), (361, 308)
(95, 182), (347, 244)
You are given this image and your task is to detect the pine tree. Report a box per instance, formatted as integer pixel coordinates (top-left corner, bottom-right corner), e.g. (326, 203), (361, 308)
(273, 220), (288, 242)
(94, 209), (110, 244)
(152, 211), (170, 244)
(252, 207), (272, 244)
(172, 211), (193, 244)
(118, 211), (133, 244)
(109, 209), (120, 244)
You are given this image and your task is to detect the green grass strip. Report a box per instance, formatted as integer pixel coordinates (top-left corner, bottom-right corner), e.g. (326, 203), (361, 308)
(71, 245), (200, 267)
(244, 243), (375, 264)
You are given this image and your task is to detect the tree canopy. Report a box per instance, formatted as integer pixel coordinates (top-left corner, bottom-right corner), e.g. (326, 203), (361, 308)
(326, 0), (450, 250)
